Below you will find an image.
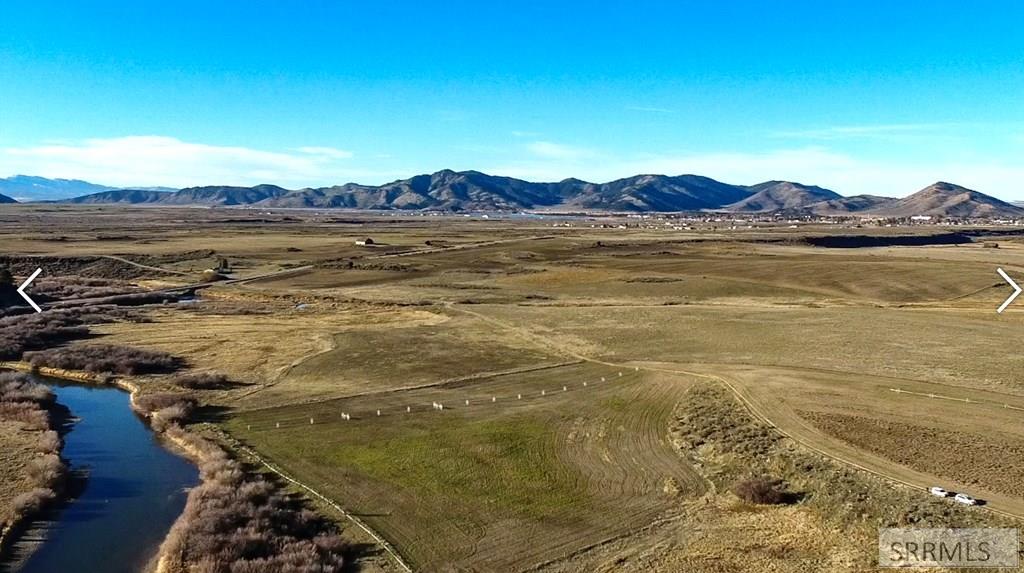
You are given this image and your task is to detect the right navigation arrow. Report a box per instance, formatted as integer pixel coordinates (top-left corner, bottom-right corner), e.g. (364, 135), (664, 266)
(996, 267), (1021, 314)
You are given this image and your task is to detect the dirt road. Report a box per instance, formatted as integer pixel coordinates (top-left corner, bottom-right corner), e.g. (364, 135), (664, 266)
(449, 304), (1024, 523)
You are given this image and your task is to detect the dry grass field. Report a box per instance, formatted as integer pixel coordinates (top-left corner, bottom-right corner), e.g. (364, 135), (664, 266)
(3, 205), (1024, 571)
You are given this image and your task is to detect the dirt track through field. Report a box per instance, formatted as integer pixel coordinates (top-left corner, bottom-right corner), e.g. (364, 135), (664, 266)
(447, 305), (1024, 523)
(366, 235), (555, 260)
(696, 366), (1024, 522)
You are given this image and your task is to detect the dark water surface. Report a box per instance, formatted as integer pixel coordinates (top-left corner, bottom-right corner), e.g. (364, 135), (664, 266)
(7, 378), (198, 573)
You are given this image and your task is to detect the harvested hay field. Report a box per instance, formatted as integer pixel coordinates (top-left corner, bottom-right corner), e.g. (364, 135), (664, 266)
(802, 412), (1024, 499)
(477, 303), (1024, 395)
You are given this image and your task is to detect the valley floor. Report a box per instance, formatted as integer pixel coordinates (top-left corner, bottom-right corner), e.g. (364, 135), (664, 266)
(2, 207), (1023, 571)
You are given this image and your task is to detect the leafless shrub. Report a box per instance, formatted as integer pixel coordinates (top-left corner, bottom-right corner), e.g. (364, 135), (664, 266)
(53, 291), (178, 307)
(133, 393), (196, 431)
(32, 276), (142, 301)
(25, 344), (185, 375)
(171, 372), (230, 390)
(158, 432), (346, 573)
(0, 371), (55, 405)
(11, 488), (56, 517)
(34, 430), (61, 454)
(153, 404), (192, 432)
(135, 393), (194, 413)
(27, 454), (66, 489)
(165, 425), (224, 460)
(0, 371), (68, 528)
(0, 306), (146, 359)
(0, 372), (56, 430)
(0, 320), (89, 360)
(732, 477), (795, 505)
(0, 402), (48, 430)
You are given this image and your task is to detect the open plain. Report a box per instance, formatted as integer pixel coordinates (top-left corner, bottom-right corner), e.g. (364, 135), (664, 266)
(2, 204), (1024, 571)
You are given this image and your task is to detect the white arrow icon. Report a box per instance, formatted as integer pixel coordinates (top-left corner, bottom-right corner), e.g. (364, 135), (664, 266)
(996, 267), (1021, 314)
(17, 267), (42, 313)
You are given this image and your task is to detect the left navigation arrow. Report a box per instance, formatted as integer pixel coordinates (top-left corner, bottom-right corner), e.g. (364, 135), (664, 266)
(17, 267), (42, 313)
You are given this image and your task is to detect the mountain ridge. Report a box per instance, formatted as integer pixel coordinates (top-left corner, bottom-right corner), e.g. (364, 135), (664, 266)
(8, 172), (1022, 218)
(0, 175), (176, 202)
(721, 181), (841, 213)
(863, 181), (1024, 218)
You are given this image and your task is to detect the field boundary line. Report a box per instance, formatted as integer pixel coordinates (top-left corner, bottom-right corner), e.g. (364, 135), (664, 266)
(234, 360), (583, 413)
(368, 235), (555, 260)
(212, 428), (414, 573)
(236, 364), (638, 430)
(888, 387), (1024, 411)
(225, 264), (315, 284)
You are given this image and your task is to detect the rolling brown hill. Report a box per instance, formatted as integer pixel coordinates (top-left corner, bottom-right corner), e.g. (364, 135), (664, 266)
(721, 181), (840, 213)
(866, 182), (1024, 218)
(62, 189), (171, 204)
(806, 194), (897, 216)
(564, 174), (754, 211)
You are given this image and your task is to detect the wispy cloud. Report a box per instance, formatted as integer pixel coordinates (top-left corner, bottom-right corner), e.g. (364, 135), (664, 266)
(772, 123), (956, 140)
(295, 146), (353, 159)
(526, 141), (597, 160)
(0, 136), (374, 188)
(625, 106), (675, 114)
(511, 130), (542, 138)
(6, 135), (1024, 201)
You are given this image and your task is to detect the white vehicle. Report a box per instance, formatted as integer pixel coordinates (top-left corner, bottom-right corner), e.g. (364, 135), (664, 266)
(953, 493), (978, 505)
(929, 486), (950, 497)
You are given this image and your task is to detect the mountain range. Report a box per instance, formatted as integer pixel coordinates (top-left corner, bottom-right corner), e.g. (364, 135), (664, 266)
(4, 172), (1022, 218)
(0, 175), (175, 202)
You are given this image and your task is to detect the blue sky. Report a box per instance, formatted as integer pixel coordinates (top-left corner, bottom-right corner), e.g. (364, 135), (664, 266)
(2, 1), (1023, 198)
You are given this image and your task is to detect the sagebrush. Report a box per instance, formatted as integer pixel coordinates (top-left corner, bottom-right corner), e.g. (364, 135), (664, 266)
(158, 427), (347, 572)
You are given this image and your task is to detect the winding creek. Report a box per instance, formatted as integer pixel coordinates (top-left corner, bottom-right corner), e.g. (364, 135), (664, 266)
(3, 376), (199, 573)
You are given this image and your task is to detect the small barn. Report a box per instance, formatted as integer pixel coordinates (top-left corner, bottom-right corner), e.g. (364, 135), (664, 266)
(354, 237), (375, 246)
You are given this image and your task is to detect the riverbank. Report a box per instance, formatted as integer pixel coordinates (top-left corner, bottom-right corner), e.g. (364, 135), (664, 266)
(0, 361), (140, 396)
(1, 361), (349, 573)
(0, 362), (199, 573)
(0, 368), (73, 564)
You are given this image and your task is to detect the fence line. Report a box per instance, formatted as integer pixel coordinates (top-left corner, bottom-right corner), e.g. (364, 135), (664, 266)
(212, 430), (415, 573)
(247, 370), (636, 431)
(888, 387), (1024, 411)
